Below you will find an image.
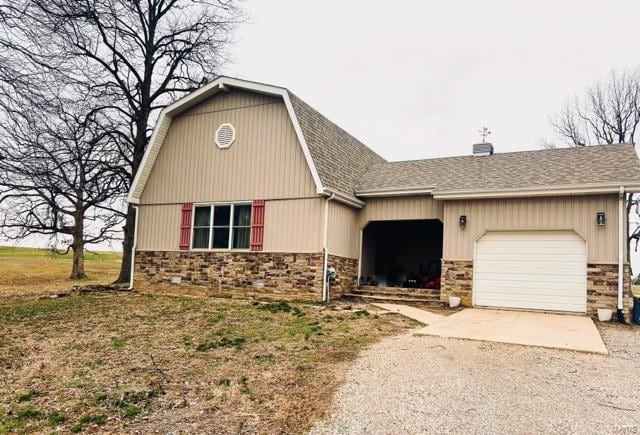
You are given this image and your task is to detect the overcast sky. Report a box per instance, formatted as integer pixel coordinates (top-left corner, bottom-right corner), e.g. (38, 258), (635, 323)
(9, 0), (640, 266)
(229, 0), (640, 160)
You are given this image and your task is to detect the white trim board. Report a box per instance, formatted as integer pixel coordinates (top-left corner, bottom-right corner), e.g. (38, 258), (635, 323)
(355, 187), (435, 197)
(434, 183), (640, 200)
(127, 77), (325, 204)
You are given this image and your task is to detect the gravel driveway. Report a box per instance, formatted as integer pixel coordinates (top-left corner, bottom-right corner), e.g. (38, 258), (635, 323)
(310, 322), (640, 434)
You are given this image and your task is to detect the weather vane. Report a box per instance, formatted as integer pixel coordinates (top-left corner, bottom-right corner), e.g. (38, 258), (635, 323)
(479, 126), (491, 142)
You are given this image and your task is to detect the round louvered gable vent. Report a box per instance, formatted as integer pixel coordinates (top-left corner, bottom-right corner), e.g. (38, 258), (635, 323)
(215, 123), (236, 149)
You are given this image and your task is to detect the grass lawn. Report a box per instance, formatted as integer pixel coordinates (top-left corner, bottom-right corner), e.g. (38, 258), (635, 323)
(0, 293), (415, 433)
(0, 247), (121, 297)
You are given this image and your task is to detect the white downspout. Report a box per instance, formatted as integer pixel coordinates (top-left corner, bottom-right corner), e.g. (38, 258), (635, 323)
(322, 194), (335, 302)
(357, 228), (363, 286)
(617, 186), (625, 314)
(128, 205), (140, 290)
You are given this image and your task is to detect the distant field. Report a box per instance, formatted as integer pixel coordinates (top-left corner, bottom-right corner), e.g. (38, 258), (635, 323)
(0, 246), (122, 297)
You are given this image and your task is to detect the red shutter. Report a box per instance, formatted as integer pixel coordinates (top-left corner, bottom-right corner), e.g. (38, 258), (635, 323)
(250, 200), (265, 251)
(179, 203), (193, 250)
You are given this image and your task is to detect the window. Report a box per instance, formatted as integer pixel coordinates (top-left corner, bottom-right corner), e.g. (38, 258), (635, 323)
(192, 206), (211, 249)
(233, 204), (251, 248)
(191, 203), (251, 250)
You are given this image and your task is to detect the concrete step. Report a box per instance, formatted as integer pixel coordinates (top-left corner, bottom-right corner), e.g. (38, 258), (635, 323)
(342, 293), (446, 305)
(350, 289), (441, 300)
(356, 286), (441, 297)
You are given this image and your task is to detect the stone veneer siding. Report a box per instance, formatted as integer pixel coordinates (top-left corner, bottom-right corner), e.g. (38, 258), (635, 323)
(587, 263), (632, 317)
(441, 259), (632, 319)
(440, 260), (473, 306)
(134, 250), (358, 301)
(327, 254), (358, 299)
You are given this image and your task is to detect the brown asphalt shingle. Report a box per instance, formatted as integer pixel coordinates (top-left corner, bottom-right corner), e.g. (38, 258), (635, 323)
(355, 143), (640, 194)
(288, 93), (386, 198)
(287, 90), (640, 197)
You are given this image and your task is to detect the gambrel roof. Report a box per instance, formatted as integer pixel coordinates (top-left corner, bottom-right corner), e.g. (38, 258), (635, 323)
(128, 77), (384, 207)
(128, 77), (640, 206)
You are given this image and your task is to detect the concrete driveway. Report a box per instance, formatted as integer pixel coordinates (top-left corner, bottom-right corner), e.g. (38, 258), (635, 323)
(415, 308), (607, 354)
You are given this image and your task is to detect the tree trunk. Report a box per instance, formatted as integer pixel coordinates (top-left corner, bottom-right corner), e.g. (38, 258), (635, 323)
(115, 106), (148, 285)
(70, 218), (87, 279)
(114, 204), (136, 284)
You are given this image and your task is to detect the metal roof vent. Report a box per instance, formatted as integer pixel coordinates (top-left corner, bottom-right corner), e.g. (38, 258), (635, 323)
(215, 123), (236, 149)
(473, 142), (494, 157)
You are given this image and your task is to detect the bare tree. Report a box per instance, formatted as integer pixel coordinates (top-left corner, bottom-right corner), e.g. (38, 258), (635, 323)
(552, 70), (640, 147)
(0, 0), (243, 282)
(0, 83), (126, 278)
(550, 68), (640, 264)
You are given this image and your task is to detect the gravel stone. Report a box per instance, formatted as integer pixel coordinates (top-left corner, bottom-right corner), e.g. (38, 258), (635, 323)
(310, 322), (640, 434)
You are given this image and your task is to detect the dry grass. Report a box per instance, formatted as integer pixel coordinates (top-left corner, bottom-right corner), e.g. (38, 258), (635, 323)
(0, 247), (121, 297)
(0, 293), (416, 433)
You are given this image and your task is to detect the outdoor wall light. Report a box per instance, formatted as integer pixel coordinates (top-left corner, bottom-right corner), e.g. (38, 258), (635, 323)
(596, 212), (606, 226)
(459, 215), (467, 228)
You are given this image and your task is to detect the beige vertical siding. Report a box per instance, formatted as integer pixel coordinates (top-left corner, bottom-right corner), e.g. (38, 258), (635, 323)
(139, 89), (317, 204)
(327, 201), (359, 259)
(263, 198), (324, 253)
(442, 194), (620, 263)
(136, 204), (182, 250)
(137, 198), (324, 252)
(358, 195), (444, 228)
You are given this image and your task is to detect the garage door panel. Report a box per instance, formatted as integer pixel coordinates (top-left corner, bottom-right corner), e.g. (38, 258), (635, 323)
(474, 231), (587, 313)
(476, 262), (586, 273)
(478, 288), (585, 299)
(478, 292), (585, 303)
(476, 247), (585, 256)
(476, 245), (585, 255)
(476, 279), (588, 292)
(474, 275), (587, 288)
(475, 297), (586, 313)
(477, 231), (583, 241)
(475, 266), (586, 276)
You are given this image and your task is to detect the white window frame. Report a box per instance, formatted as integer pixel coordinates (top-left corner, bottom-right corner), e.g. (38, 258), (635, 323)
(190, 202), (252, 251)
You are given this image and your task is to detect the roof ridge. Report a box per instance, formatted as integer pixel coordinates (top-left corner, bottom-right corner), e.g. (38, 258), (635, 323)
(355, 142), (640, 194)
(378, 142), (635, 165)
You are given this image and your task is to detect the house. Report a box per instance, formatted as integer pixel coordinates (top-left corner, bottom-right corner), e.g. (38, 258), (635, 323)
(127, 76), (640, 318)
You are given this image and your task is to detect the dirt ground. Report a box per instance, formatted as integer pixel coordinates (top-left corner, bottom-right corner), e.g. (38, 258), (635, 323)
(0, 293), (415, 433)
(310, 320), (640, 434)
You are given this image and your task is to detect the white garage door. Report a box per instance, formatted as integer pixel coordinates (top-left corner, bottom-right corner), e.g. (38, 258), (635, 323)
(474, 231), (587, 313)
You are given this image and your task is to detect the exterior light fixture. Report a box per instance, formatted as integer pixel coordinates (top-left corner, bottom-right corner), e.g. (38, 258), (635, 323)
(596, 212), (606, 226)
(459, 215), (467, 228)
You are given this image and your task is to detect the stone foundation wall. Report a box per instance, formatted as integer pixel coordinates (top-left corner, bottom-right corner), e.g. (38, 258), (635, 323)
(135, 251), (324, 300)
(134, 251), (358, 301)
(440, 260), (473, 306)
(327, 254), (358, 299)
(587, 263), (632, 318)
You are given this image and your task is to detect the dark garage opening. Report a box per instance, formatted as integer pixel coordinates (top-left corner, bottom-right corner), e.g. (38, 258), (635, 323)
(360, 219), (443, 288)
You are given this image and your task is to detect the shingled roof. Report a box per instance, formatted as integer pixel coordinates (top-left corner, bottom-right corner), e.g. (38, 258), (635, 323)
(129, 77), (640, 205)
(288, 93), (386, 198)
(356, 144), (640, 196)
